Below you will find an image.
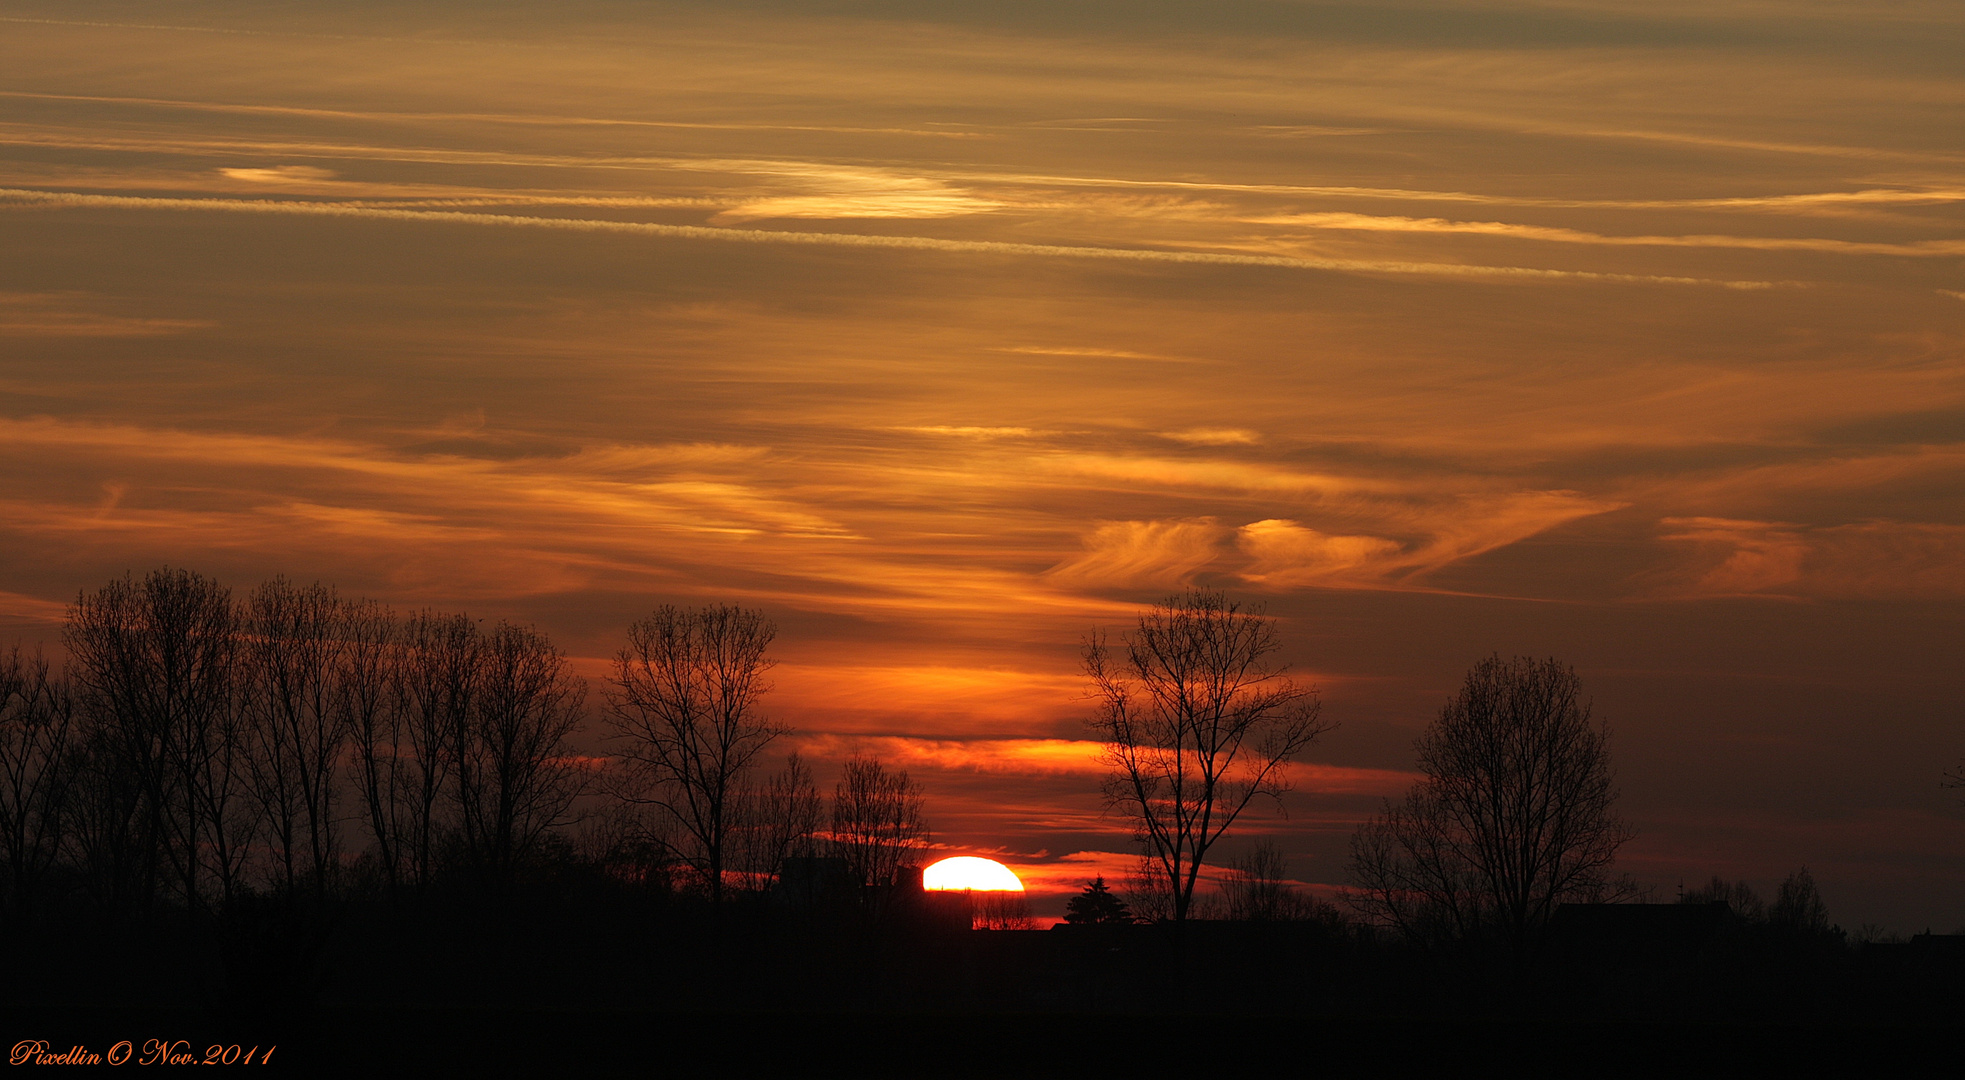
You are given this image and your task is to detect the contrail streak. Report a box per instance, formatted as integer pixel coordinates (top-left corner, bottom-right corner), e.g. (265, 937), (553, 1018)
(3, 119), (1950, 215)
(0, 188), (1776, 288)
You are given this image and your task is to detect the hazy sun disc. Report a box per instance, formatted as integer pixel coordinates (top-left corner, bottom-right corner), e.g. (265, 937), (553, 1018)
(923, 856), (1025, 892)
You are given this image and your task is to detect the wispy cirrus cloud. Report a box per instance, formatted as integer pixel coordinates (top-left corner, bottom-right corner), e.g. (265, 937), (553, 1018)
(1249, 210), (1965, 258)
(1044, 518), (1229, 589)
(0, 416), (855, 594)
(0, 187), (1779, 286)
(0, 89), (992, 139)
(785, 733), (1417, 793)
(705, 163), (1001, 222)
(1658, 517), (1965, 599)
(994, 345), (1205, 363)
(892, 425), (1037, 439)
(1162, 428), (1260, 446)
(0, 292), (212, 336)
(217, 164), (338, 183)
(1238, 520), (1405, 588)
(1042, 491), (1621, 594)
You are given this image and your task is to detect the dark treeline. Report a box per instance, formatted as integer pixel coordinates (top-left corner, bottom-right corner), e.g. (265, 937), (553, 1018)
(0, 568), (943, 921)
(3, 570), (1960, 1067)
(1, 567), (947, 1031)
(2, 569), (591, 922)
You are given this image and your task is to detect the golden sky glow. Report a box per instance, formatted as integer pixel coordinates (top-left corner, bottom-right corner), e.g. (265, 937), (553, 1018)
(2, 0), (1962, 927)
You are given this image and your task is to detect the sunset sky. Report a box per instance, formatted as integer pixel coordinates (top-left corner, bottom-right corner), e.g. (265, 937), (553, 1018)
(2, 0), (1961, 927)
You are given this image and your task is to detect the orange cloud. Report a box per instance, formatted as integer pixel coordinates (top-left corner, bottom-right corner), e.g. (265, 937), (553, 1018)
(1659, 517), (1965, 599)
(783, 734), (1417, 795)
(1659, 517), (1810, 596)
(0, 292), (212, 337)
(1044, 518), (1228, 590)
(1237, 519), (1405, 587)
(1162, 427), (1260, 445)
(0, 590), (70, 626)
(1250, 210), (1965, 258)
(788, 736), (1108, 777)
(0, 187), (1779, 288)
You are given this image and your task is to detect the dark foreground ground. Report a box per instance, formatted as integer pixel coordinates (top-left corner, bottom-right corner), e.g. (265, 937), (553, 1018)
(6, 896), (1961, 1075)
(8, 1005), (1959, 1077)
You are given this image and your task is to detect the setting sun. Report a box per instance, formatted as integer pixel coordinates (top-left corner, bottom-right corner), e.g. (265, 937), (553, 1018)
(923, 857), (1025, 892)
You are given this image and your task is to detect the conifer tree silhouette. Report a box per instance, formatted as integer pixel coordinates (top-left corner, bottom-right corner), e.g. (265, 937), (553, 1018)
(1065, 876), (1135, 925)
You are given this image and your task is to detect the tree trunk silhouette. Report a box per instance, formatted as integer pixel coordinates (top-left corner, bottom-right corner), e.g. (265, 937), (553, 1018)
(458, 621), (586, 884)
(0, 646), (76, 923)
(242, 578), (356, 899)
(734, 752), (821, 893)
(1347, 655), (1632, 953)
(1083, 589), (1331, 922)
(605, 605), (783, 903)
(389, 611), (478, 891)
(829, 753), (928, 908)
(64, 569), (250, 915)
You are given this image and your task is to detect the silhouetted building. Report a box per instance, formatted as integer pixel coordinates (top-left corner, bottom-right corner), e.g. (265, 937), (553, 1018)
(775, 856), (854, 912)
(1909, 932), (1965, 956)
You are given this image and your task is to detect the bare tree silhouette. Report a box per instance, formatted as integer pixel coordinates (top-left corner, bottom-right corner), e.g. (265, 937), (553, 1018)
(379, 611), (480, 892)
(1220, 839), (1328, 922)
(67, 706), (153, 918)
(1680, 875), (1766, 921)
(830, 753), (928, 897)
(605, 605), (783, 903)
(1083, 590), (1331, 922)
(347, 610), (587, 892)
(971, 890), (1034, 930)
(341, 601), (406, 895)
(1347, 655), (1631, 952)
(734, 751), (822, 893)
(64, 569), (254, 913)
(1770, 866), (1831, 934)
(0, 646), (75, 921)
(456, 621), (587, 883)
(242, 578), (354, 898)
